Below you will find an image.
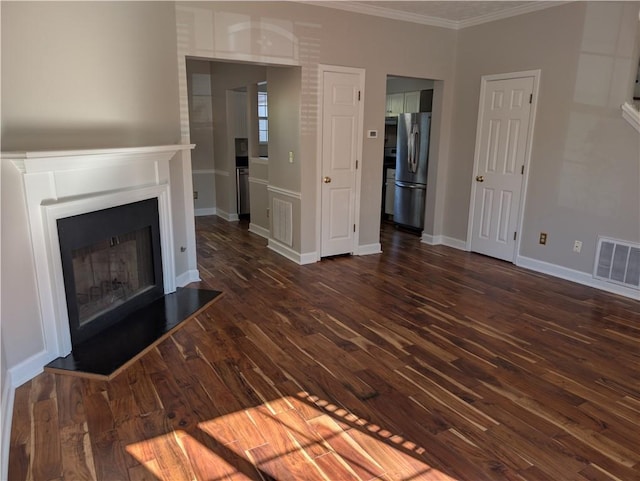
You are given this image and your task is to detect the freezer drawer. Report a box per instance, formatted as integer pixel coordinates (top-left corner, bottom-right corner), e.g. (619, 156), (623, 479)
(393, 181), (426, 230)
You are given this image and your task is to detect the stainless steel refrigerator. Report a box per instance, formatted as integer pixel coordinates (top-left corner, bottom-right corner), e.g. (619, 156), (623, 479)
(394, 113), (431, 230)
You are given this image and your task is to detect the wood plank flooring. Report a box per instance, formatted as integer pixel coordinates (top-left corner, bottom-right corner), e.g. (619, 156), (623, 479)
(8, 216), (640, 480)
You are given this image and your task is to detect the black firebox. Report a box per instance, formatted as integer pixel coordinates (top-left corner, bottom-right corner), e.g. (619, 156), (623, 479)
(57, 198), (164, 346)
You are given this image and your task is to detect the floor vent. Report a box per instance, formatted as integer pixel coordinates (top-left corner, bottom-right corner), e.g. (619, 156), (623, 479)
(594, 237), (640, 290)
(272, 198), (293, 247)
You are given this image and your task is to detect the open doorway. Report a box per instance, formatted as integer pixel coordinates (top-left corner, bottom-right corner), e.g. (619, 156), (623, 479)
(186, 59), (267, 226)
(185, 59), (304, 252)
(381, 76), (435, 237)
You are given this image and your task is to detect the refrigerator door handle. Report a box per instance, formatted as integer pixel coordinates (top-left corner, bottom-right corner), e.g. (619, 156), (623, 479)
(407, 125), (414, 172)
(395, 180), (425, 189)
(409, 123), (420, 173)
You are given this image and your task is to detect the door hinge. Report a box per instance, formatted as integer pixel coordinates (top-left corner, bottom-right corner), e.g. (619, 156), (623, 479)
(353, 224), (356, 232)
(529, 94), (533, 104)
(358, 91), (361, 101)
(355, 160), (358, 169)
(521, 165), (524, 175)
(514, 232), (517, 241)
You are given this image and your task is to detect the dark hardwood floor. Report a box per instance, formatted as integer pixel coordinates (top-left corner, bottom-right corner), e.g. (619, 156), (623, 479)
(8, 216), (640, 480)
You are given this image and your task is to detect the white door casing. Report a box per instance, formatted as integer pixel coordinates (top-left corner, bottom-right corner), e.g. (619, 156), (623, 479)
(467, 71), (540, 262)
(318, 67), (364, 258)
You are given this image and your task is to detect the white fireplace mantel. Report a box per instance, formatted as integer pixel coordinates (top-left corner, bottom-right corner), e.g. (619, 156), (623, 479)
(3, 144), (194, 362)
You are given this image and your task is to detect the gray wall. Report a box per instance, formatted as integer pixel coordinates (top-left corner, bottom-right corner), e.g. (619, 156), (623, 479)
(176, 1), (459, 255)
(449, 1), (640, 273)
(267, 66), (304, 251)
(1, 1), (182, 375)
(1, 1), (180, 150)
(187, 59), (217, 214)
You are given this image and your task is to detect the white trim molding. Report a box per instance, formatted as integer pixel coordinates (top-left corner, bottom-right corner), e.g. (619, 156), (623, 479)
(355, 243), (382, 256)
(621, 101), (640, 133)
(267, 185), (302, 199)
(7, 350), (51, 389)
(214, 169), (230, 177)
(215, 209), (239, 222)
(249, 223), (270, 239)
(192, 169), (216, 175)
(421, 234), (467, 251)
(176, 269), (201, 287)
(517, 255), (640, 301)
(1, 371), (14, 481)
(302, 1), (564, 30)
(249, 177), (269, 186)
(195, 207), (217, 217)
(250, 157), (269, 165)
(458, 2), (565, 29)
(268, 238), (316, 265)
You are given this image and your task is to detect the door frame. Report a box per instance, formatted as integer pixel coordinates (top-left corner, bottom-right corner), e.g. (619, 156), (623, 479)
(466, 69), (541, 263)
(316, 64), (366, 260)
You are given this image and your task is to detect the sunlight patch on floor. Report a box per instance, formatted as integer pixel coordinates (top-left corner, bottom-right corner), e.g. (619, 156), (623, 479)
(126, 392), (459, 480)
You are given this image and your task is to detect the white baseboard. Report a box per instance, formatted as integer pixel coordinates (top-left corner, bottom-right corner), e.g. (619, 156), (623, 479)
(194, 207), (216, 217)
(356, 243), (382, 256)
(7, 349), (52, 389)
(300, 252), (318, 265)
(1, 370), (14, 481)
(420, 236), (638, 300)
(249, 223), (270, 239)
(215, 209), (239, 222)
(421, 234), (467, 251)
(176, 269), (201, 287)
(268, 239), (317, 265)
(516, 255), (640, 300)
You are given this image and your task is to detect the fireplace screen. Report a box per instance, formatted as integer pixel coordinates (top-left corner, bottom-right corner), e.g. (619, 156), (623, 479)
(72, 227), (154, 327)
(58, 198), (164, 346)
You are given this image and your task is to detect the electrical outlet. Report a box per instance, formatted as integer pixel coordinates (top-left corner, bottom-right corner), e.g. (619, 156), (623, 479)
(573, 240), (582, 253)
(266, 208), (270, 218)
(539, 232), (547, 245)
(193, 191), (198, 200)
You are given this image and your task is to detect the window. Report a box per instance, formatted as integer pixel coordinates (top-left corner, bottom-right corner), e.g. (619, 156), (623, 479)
(258, 90), (268, 143)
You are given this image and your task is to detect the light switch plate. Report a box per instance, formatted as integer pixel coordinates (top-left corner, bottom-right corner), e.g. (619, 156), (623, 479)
(367, 130), (378, 138)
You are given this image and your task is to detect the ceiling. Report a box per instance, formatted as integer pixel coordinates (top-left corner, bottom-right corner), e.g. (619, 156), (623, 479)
(305, 1), (565, 29)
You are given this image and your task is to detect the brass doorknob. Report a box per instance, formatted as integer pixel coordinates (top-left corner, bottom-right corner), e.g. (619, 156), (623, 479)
(475, 175), (484, 182)
(323, 176), (332, 183)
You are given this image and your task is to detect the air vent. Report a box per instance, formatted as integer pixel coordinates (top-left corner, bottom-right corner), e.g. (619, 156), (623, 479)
(594, 237), (640, 290)
(272, 198), (293, 247)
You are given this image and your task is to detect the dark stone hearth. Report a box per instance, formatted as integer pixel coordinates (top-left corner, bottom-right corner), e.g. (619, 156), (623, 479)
(45, 288), (221, 378)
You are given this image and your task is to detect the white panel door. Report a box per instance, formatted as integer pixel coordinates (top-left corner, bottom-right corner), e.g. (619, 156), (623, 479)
(470, 76), (535, 261)
(321, 70), (362, 257)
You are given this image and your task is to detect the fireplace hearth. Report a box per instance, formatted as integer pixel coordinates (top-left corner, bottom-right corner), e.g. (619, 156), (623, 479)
(45, 287), (221, 379)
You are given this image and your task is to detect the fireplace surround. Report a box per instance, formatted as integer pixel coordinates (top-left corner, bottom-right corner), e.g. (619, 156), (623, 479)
(5, 144), (195, 363)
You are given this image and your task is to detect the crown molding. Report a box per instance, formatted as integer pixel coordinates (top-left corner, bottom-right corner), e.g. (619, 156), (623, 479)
(458, 1), (567, 29)
(300, 1), (567, 30)
(302, 1), (458, 29)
